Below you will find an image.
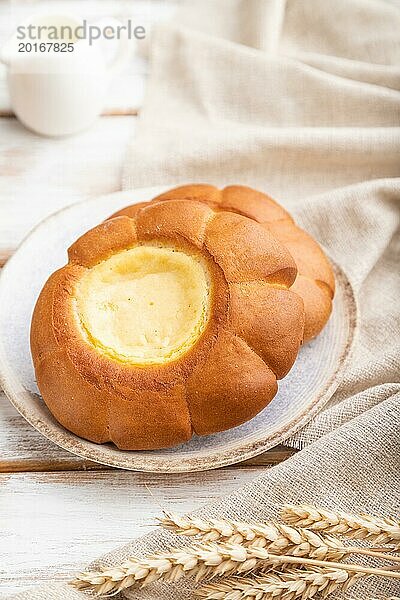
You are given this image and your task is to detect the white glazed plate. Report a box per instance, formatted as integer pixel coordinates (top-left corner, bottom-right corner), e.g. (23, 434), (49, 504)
(0, 187), (358, 472)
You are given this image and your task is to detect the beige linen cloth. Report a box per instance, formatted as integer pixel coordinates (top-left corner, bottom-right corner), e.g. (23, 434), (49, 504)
(10, 0), (400, 598)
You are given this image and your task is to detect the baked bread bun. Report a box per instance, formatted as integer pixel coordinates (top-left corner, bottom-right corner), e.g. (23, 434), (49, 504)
(111, 185), (335, 341)
(31, 200), (304, 450)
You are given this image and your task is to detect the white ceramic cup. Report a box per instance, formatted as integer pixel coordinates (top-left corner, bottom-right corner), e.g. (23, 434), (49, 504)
(0, 13), (131, 136)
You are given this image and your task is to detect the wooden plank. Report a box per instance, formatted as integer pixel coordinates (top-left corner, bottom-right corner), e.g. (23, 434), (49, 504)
(0, 109), (139, 118)
(0, 249), (12, 267)
(0, 394), (102, 472)
(0, 115), (136, 260)
(0, 392), (295, 473)
(0, 467), (261, 597)
(239, 446), (296, 466)
(0, 113), (138, 265)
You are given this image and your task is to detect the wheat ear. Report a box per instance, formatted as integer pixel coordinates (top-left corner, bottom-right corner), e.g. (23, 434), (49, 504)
(71, 542), (262, 597)
(71, 541), (400, 597)
(160, 512), (400, 563)
(195, 567), (360, 599)
(160, 512), (345, 559)
(282, 504), (400, 547)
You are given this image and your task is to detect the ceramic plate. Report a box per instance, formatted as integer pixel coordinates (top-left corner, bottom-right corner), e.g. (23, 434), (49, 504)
(0, 187), (358, 472)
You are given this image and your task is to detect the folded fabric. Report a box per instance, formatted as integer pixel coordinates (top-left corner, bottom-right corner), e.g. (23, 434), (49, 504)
(122, 0), (400, 446)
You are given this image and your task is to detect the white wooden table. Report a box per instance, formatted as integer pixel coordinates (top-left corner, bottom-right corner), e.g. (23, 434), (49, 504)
(0, 2), (295, 596)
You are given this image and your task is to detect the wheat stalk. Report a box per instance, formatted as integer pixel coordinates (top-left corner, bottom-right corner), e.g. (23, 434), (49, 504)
(71, 541), (400, 597)
(160, 512), (346, 559)
(282, 504), (400, 547)
(195, 567), (361, 599)
(71, 542), (262, 597)
(160, 512), (400, 563)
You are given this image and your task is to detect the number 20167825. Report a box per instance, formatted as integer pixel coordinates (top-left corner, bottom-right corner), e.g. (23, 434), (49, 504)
(18, 42), (74, 52)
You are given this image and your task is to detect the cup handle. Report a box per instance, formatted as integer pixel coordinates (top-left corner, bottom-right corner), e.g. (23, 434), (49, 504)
(94, 17), (133, 77)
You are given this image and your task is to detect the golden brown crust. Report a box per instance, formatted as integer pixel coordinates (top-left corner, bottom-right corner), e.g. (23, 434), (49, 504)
(30, 268), (64, 363)
(35, 348), (111, 443)
(136, 199), (213, 248)
(186, 331), (278, 435)
(108, 385), (192, 450)
(152, 184), (221, 206)
(220, 185), (291, 223)
(68, 217), (137, 267)
(205, 212), (297, 286)
(266, 220), (335, 296)
(111, 184), (335, 341)
(290, 275), (332, 342)
(229, 283), (305, 379)
(31, 199), (304, 450)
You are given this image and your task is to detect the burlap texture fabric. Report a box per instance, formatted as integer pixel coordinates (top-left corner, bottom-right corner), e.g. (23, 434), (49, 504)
(121, 0), (400, 449)
(9, 0), (399, 598)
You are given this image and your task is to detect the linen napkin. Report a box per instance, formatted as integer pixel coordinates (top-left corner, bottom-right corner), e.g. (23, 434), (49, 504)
(122, 0), (400, 448)
(9, 0), (400, 598)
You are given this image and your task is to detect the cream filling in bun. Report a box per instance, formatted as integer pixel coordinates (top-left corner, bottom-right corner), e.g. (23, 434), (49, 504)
(74, 245), (211, 365)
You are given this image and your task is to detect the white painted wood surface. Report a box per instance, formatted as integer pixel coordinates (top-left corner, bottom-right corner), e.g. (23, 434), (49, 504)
(0, 392), (90, 471)
(1, 467), (260, 597)
(0, 115), (136, 263)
